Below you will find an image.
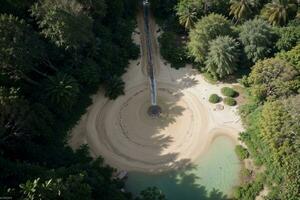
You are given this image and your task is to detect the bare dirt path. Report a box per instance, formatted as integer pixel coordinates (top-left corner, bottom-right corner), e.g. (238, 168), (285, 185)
(137, 10), (160, 77)
(69, 10), (244, 173)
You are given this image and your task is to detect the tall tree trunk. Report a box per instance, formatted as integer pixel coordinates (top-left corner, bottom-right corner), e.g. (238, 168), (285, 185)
(21, 73), (40, 86)
(32, 67), (49, 79)
(44, 58), (58, 71)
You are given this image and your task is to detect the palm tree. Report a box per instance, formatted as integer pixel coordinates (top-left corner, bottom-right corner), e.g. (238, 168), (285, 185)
(261, 0), (298, 26)
(205, 36), (240, 79)
(175, 0), (200, 29)
(44, 73), (79, 109)
(178, 8), (197, 29)
(229, 0), (257, 23)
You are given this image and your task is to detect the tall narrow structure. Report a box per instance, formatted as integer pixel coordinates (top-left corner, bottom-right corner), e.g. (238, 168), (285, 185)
(142, 0), (161, 117)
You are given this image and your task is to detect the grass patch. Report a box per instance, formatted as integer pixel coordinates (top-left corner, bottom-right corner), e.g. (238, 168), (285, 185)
(202, 72), (218, 84)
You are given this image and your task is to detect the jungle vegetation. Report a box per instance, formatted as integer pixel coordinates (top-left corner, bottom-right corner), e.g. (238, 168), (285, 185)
(153, 0), (299, 199)
(0, 0), (161, 199)
(1, 0), (299, 199)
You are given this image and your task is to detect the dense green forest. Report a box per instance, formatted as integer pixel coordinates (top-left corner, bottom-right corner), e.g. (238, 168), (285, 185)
(0, 0), (160, 199)
(1, 0), (299, 199)
(153, 0), (299, 200)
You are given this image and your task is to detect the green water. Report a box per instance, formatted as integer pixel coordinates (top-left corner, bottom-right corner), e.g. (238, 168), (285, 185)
(125, 136), (241, 200)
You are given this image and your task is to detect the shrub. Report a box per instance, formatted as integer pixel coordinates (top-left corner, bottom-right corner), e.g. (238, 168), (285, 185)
(240, 168), (252, 178)
(235, 145), (250, 160)
(104, 76), (125, 99)
(209, 94), (221, 103)
(158, 31), (188, 69)
(223, 97), (237, 106)
(233, 179), (263, 200)
(238, 76), (250, 87)
(221, 87), (238, 97)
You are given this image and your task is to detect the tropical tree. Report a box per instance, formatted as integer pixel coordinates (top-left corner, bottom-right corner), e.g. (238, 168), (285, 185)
(201, 0), (231, 16)
(31, 0), (94, 50)
(247, 58), (300, 101)
(136, 187), (166, 200)
(274, 23), (300, 51)
(260, 96), (300, 199)
(276, 44), (300, 70)
(20, 174), (92, 200)
(104, 75), (125, 99)
(158, 31), (188, 69)
(44, 73), (80, 109)
(74, 59), (101, 89)
(0, 14), (45, 84)
(261, 0), (298, 26)
(0, 0), (143, 199)
(0, 87), (19, 105)
(0, 0), (36, 18)
(229, 0), (257, 22)
(205, 36), (240, 78)
(0, 87), (24, 141)
(78, 0), (107, 19)
(188, 13), (232, 64)
(175, 0), (202, 29)
(239, 18), (274, 62)
(0, 88), (55, 154)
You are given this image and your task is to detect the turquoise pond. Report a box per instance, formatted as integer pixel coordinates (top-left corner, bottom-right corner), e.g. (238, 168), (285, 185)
(125, 136), (241, 199)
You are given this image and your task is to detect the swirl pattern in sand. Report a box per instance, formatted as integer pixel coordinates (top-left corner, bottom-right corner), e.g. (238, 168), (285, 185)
(69, 11), (243, 173)
(84, 82), (214, 172)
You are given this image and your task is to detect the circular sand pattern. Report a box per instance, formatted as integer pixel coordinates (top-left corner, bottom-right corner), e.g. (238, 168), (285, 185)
(71, 12), (243, 173)
(85, 82), (216, 172)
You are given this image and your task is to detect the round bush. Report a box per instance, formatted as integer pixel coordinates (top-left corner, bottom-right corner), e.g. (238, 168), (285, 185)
(223, 97), (237, 106)
(221, 87), (238, 97)
(209, 94), (221, 103)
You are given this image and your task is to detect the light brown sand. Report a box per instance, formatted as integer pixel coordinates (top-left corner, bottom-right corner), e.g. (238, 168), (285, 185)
(68, 12), (244, 173)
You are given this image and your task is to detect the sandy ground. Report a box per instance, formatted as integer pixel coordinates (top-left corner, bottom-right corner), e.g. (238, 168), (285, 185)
(68, 12), (244, 173)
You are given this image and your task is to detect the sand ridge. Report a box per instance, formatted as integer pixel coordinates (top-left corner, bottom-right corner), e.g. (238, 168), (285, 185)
(68, 12), (244, 173)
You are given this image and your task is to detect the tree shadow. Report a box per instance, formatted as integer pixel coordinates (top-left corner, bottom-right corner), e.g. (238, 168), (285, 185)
(127, 161), (230, 200)
(179, 76), (199, 89)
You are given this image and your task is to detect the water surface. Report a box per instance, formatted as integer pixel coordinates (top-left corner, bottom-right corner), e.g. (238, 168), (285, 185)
(125, 136), (241, 199)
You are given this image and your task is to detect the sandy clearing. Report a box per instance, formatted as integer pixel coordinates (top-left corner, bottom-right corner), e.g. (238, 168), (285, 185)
(68, 11), (244, 173)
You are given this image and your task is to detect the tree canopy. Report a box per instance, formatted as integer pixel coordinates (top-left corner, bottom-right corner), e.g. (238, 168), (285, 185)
(259, 96), (300, 199)
(0, 0), (141, 199)
(205, 36), (240, 78)
(274, 21), (300, 51)
(0, 14), (45, 82)
(229, 0), (258, 22)
(239, 18), (274, 63)
(175, 0), (202, 29)
(276, 44), (300, 70)
(44, 73), (80, 110)
(136, 187), (166, 200)
(188, 13), (233, 64)
(247, 58), (300, 101)
(261, 0), (298, 26)
(31, 0), (95, 50)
